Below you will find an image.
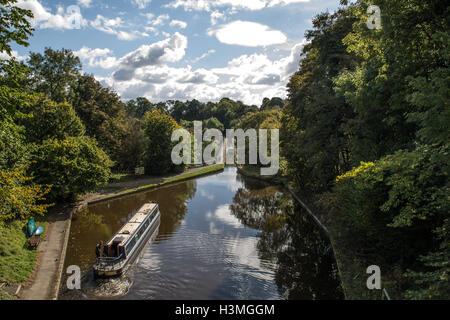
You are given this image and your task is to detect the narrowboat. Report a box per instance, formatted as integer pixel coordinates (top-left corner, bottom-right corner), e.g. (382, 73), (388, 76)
(93, 203), (161, 278)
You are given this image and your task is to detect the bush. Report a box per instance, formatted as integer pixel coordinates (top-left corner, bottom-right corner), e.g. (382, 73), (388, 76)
(30, 137), (113, 201)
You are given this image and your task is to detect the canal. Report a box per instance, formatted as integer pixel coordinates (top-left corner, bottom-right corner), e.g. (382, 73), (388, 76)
(61, 167), (343, 300)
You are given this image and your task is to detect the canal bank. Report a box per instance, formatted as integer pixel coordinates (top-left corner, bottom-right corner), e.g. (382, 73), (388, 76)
(16, 204), (76, 300)
(85, 164), (225, 205)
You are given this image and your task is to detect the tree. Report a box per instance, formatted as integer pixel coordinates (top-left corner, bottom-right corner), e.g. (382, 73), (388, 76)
(335, 0), (448, 162)
(126, 97), (155, 118)
(0, 165), (52, 221)
(0, 59), (35, 169)
(332, 143), (449, 295)
(203, 117), (224, 132)
(282, 9), (358, 192)
(0, 0), (33, 56)
(116, 118), (146, 171)
(30, 137), (113, 201)
(71, 74), (128, 169)
(143, 110), (183, 175)
(28, 48), (82, 102)
(20, 96), (85, 143)
(261, 97), (284, 111)
(238, 109), (281, 130)
(405, 219), (450, 299)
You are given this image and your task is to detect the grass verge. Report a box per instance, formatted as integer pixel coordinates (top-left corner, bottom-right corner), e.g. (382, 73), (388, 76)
(112, 164), (225, 197)
(0, 217), (48, 300)
(165, 164), (225, 184)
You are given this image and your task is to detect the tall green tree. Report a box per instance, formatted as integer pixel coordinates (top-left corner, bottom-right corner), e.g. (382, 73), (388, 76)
(126, 97), (155, 118)
(0, 59), (35, 169)
(335, 0), (448, 162)
(71, 74), (128, 169)
(28, 48), (82, 103)
(282, 9), (358, 191)
(19, 96), (85, 143)
(143, 110), (183, 175)
(0, 0), (33, 56)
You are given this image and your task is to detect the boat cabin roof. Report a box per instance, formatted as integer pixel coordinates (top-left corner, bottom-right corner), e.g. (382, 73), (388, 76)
(106, 203), (158, 247)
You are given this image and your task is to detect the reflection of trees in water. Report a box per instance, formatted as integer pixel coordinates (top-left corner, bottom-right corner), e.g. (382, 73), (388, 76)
(230, 182), (343, 300)
(66, 208), (112, 272)
(230, 186), (283, 229)
(275, 202), (343, 300)
(155, 180), (197, 236)
(236, 173), (267, 191)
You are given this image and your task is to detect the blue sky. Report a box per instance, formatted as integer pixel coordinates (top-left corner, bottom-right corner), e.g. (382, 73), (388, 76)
(6, 0), (341, 105)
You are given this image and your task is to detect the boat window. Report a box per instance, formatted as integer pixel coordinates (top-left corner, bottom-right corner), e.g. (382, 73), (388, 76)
(126, 238), (136, 253)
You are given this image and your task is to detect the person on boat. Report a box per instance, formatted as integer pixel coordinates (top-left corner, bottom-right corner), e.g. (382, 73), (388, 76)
(95, 241), (103, 258)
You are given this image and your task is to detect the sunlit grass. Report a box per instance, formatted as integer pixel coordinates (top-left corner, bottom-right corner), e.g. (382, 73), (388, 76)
(0, 218), (47, 284)
(164, 164), (224, 184)
(114, 164), (224, 196)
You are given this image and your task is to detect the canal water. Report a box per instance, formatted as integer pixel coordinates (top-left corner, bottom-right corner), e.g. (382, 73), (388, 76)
(61, 167), (343, 300)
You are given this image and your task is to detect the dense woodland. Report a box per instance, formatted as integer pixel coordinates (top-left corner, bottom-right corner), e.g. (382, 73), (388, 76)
(0, 0), (449, 299)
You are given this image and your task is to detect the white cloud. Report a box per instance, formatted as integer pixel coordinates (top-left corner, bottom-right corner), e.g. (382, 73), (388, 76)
(209, 21), (287, 47)
(178, 67), (219, 84)
(165, 0), (311, 12)
(210, 10), (226, 25)
(117, 30), (138, 41)
(113, 32), (188, 81)
(142, 13), (155, 20)
(90, 15), (123, 34)
(90, 14), (148, 41)
(132, 0), (152, 9)
(166, 0), (212, 11)
(97, 39), (305, 105)
(77, 0), (92, 8)
(191, 49), (216, 63)
(170, 20), (187, 29)
(150, 14), (170, 26)
(16, 0), (87, 30)
(74, 46), (118, 69)
(0, 50), (28, 62)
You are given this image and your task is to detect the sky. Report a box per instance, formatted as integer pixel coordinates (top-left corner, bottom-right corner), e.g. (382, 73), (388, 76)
(6, 0), (342, 105)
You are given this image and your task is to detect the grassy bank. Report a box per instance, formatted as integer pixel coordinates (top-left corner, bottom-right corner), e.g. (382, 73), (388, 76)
(164, 164), (225, 184)
(0, 218), (48, 299)
(94, 164), (225, 201)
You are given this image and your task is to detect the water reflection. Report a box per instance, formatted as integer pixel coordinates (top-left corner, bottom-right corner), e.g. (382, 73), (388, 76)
(229, 181), (343, 300)
(61, 167), (342, 300)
